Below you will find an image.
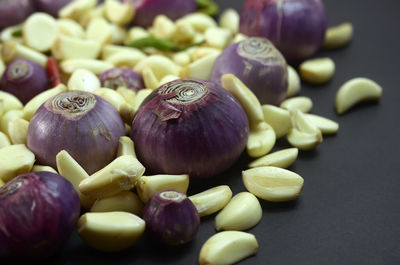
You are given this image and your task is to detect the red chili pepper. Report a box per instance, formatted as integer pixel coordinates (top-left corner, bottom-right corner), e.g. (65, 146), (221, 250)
(46, 58), (62, 88)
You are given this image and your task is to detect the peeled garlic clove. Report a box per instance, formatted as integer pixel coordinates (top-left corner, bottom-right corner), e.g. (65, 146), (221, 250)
(286, 65), (301, 97)
(136, 174), (189, 203)
(249, 148), (298, 169)
(117, 136), (136, 158)
(214, 192), (262, 231)
(199, 231), (258, 265)
(280, 96), (313, 113)
(0, 131), (11, 149)
(189, 185), (232, 217)
(262, 104), (292, 138)
(77, 211), (145, 252)
(287, 128), (322, 151)
(323, 22), (354, 50)
(291, 109), (322, 140)
(90, 191), (144, 216)
(183, 50), (220, 80)
(247, 121), (276, 158)
(23, 13), (59, 53)
(242, 166), (304, 202)
(299, 57), (335, 84)
(0, 144), (35, 182)
(31, 164), (58, 174)
(60, 59), (113, 75)
(335, 77), (382, 114)
(8, 118), (29, 145)
(305, 113), (339, 135)
(68, 68), (101, 92)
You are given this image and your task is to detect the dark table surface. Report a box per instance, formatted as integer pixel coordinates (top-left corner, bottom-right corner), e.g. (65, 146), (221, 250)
(48, 0), (400, 264)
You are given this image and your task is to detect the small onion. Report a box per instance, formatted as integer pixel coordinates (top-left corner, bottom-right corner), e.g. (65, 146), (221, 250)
(210, 37), (288, 105)
(130, 78), (249, 178)
(27, 90), (126, 174)
(143, 190), (200, 245)
(0, 171), (80, 263)
(239, 0), (328, 63)
(32, 0), (73, 17)
(0, 59), (49, 104)
(0, 0), (35, 30)
(99, 68), (144, 92)
(123, 0), (197, 27)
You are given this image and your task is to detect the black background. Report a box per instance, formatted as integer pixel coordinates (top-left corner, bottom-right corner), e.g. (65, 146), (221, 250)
(49, 0), (400, 264)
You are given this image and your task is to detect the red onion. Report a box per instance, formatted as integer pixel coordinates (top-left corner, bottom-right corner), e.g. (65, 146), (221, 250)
(123, 0), (197, 27)
(210, 37), (288, 105)
(0, 171), (80, 263)
(32, 0), (73, 17)
(0, 59), (48, 104)
(0, 0), (35, 30)
(130, 78), (249, 178)
(143, 190), (200, 245)
(239, 0), (328, 63)
(27, 90), (126, 174)
(99, 68), (144, 92)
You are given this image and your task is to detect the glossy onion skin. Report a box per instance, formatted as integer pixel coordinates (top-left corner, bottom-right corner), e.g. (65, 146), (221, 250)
(0, 0), (34, 30)
(32, 0), (73, 17)
(210, 37), (288, 105)
(99, 68), (144, 92)
(143, 190), (200, 245)
(123, 0), (197, 27)
(27, 91), (126, 174)
(239, 0), (327, 63)
(0, 172), (80, 263)
(0, 59), (49, 104)
(130, 78), (249, 179)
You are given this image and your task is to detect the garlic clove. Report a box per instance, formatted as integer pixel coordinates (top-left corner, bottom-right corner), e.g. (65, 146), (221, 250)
(189, 185), (232, 217)
(249, 148), (298, 169)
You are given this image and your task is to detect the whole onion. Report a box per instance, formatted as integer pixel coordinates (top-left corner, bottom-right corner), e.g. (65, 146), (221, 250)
(0, 59), (49, 104)
(27, 90), (126, 174)
(0, 171), (80, 263)
(0, 0), (34, 30)
(143, 190), (200, 245)
(32, 0), (73, 17)
(130, 78), (249, 178)
(99, 68), (144, 92)
(239, 0), (327, 63)
(210, 37), (288, 105)
(123, 0), (197, 27)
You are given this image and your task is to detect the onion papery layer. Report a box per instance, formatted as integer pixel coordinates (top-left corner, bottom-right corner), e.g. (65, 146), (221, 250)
(131, 78), (249, 179)
(27, 91), (126, 174)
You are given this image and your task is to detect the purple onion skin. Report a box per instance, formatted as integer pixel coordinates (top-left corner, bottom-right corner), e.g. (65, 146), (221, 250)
(123, 0), (197, 27)
(0, 172), (80, 263)
(32, 0), (73, 17)
(99, 68), (144, 92)
(239, 0), (327, 64)
(143, 190), (200, 246)
(210, 37), (288, 106)
(0, 59), (48, 104)
(0, 0), (34, 30)
(130, 78), (249, 179)
(27, 91), (126, 175)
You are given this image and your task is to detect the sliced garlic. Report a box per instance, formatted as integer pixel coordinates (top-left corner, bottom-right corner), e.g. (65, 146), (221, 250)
(335, 77), (382, 114)
(31, 165), (58, 174)
(117, 136), (136, 158)
(104, 0), (135, 26)
(280, 96), (313, 113)
(136, 174), (189, 203)
(286, 65), (301, 97)
(215, 192), (262, 231)
(56, 150), (95, 210)
(68, 68), (101, 92)
(79, 155), (145, 199)
(199, 231), (258, 265)
(182, 50), (220, 80)
(305, 113), (339, 135)
(23, 83), (67, 120)
(0, 144), (35, 183)
(221, 74), (264, 130)
(90, 191), (144, 216)
(52, 35), (101, 60)
(262, 104), (292, 138)
(247, 121), (276, 158)
(0, 90), (23, 113)
(249, 148), (298, 169)
(219, 8), (240, 34)
(299, 57), (335, 84)
(242, 166), (304, 202)
(0, 131), (11, 149)
(189, 185), (232, 217)
(60, 58), (114, 75)
(204, 27), (233, 49)
(23, 13), (58, 52)
(8, 118), (29, 145)
(77, 211), (145, 252)
(323, 22), (354, 50)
